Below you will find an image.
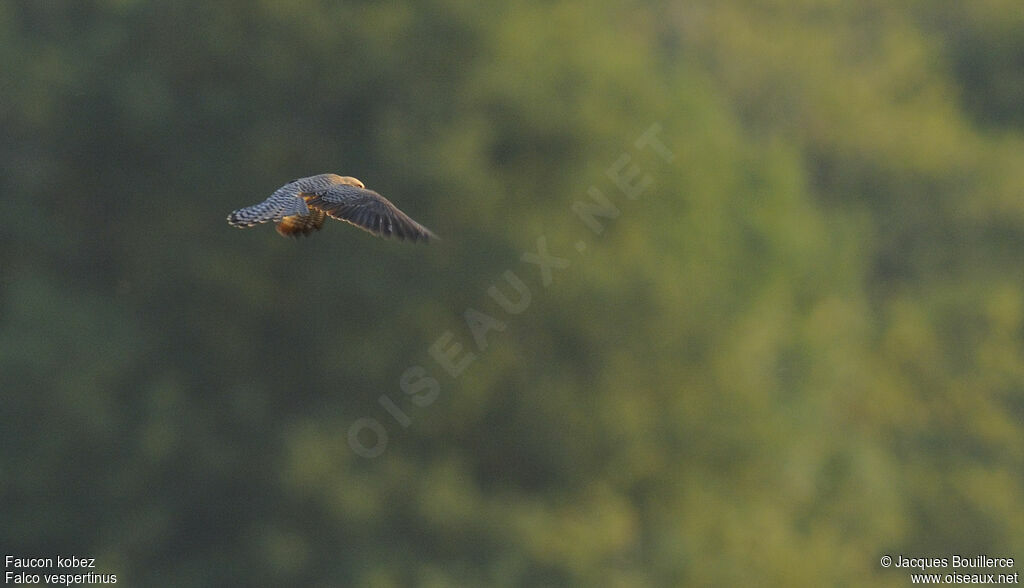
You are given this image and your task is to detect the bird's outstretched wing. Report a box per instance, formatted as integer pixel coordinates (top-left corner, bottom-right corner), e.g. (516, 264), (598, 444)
(227, 174), (343, 229)
(304, 184), (437, 242)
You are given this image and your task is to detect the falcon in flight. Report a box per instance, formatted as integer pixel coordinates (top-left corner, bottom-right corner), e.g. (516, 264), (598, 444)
(227, 174), (436, 241)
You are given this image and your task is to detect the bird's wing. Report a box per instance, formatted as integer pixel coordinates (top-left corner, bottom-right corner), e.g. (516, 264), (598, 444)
(304, 184), (437, 242)
(227, 175), (344, 228)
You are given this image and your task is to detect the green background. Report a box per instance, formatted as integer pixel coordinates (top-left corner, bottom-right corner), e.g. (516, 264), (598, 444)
(2, 1), (1022, 585)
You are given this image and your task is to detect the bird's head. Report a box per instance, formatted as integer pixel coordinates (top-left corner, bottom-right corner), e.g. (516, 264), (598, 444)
(331, 175), (365, 188)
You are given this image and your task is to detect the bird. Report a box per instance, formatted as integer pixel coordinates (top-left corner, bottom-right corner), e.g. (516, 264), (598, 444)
(227, 174), (437, 242)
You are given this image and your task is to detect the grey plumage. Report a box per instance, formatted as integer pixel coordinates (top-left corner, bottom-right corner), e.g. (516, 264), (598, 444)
(227, 174), (436, 241)
(304, 184), (437, 242)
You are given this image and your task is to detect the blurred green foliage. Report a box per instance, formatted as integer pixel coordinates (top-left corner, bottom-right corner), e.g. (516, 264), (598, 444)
(1, 0), (1022, 585)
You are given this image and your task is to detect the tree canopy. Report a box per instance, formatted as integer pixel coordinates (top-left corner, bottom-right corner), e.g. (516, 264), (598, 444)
(1, 1), (1022, 585)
